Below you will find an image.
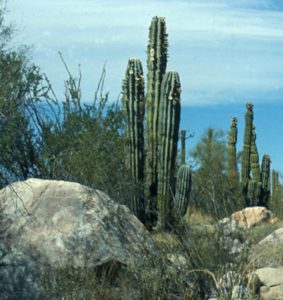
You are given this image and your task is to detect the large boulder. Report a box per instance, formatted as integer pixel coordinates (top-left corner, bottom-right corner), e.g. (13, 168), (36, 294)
(259, 227), (283, 246)
(252, 267), (283, 300)
(250, 227), (283, 269)
(231, 207), (278, 229)
(0, 179), (156, 299)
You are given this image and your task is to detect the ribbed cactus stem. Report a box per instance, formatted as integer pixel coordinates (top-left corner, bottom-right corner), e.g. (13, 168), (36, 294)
(157, 71), (181, 229)
(145, 16), (168, 225)
(241, 102), (254, 205)
(180, 130), (186, 165)
(174, 164), (192, 218)
(272, 170), (278, 198)
(250, 125), (261, 182)
(260, 154), (271, 207)
(247, 180), (257, 205)
(227, 116), (238, 180)
(272, 169), (280, 211)
(250, 125), (261, 202)
(122, 58), (145, 221)
(206, 128), (213, 165)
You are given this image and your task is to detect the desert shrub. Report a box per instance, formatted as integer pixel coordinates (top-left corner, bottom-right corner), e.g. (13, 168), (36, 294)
(190, 128), (242, 220)
(114, 221), (251, 299)
(39, 263), (124, 300)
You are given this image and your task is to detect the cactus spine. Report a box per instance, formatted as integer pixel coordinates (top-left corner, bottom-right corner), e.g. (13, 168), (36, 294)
(260, 154), (271, 206)
(227, 117), (238, 181)
(145, 17), (168, 224)
(241, 102), (253, 206)
(174, 164), (192, 218)
(157, 71), (181, 228)
(122, 58), (145, 221)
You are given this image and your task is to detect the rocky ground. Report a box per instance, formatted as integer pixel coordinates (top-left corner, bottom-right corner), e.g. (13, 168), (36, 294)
(0, 179), (283, 299)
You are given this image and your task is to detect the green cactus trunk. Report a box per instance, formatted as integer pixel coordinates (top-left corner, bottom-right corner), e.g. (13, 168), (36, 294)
(250, 125), (261, 204)
(241, 102), (254, 206)
(247, 180), (257, 205)
(227, 117), (238, 181)
(180, 130), (186, 165)
(122, 58), (146, 221)
(206, 128), (213, 164)
(272, 170), (279, 199)
(157, 71), (181, 229)
(174, 164), (192, 218)
(260, 154), (271, 207)
(145, 16), (168, 226)
(272, 169), (280, 212)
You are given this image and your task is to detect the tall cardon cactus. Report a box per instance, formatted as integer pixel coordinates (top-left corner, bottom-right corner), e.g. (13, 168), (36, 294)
(122, 16), (183, 230)
(122, 58), (146, 221)
(227, 116), (238, 181)
(174, 164), (192, 218)
(241, 102), (254, 205)
(157, 71), (181, 228)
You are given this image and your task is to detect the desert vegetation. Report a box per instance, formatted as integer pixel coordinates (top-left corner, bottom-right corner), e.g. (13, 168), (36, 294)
(1, 2), (283, 299)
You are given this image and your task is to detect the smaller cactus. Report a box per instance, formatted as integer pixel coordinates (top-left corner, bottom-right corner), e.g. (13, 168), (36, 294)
(250, 125), (261, 202)
(180, 130), (186, 165)
(227, 116), (238, 180)
(272, 170), (280, 211)
(260, 154), (271, 207)
(174, 164), (192, 218)
(250, 125), (261, 182)
(241, 102), (254, 206)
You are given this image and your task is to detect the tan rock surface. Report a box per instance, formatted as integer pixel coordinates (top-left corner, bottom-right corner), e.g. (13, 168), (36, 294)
(231, 207), (278, 229)
(253, 267), (283, 300)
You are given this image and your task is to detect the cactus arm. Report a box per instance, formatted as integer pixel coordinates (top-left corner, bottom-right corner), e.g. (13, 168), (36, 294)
(157, 71), (181, 229)
(174, 164), (192, 218)
(145, 17), (168, 226)
(250, 125), (261, 204)
(122, 58), (146, 221)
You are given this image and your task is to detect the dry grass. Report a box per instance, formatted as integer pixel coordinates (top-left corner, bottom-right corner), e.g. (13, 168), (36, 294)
(184, 205), (216, 225)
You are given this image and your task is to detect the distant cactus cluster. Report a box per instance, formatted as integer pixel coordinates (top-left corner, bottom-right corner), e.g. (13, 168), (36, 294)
(241, 104), (271, 206)
(226, 102), (279, 208)
(122, 17), (191, 229)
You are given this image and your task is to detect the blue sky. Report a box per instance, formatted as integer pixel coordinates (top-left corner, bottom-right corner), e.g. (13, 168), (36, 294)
(6, 0), (283, 174)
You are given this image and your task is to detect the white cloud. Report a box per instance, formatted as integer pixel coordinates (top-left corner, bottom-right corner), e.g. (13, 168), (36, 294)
(6, 0), (283, 106)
